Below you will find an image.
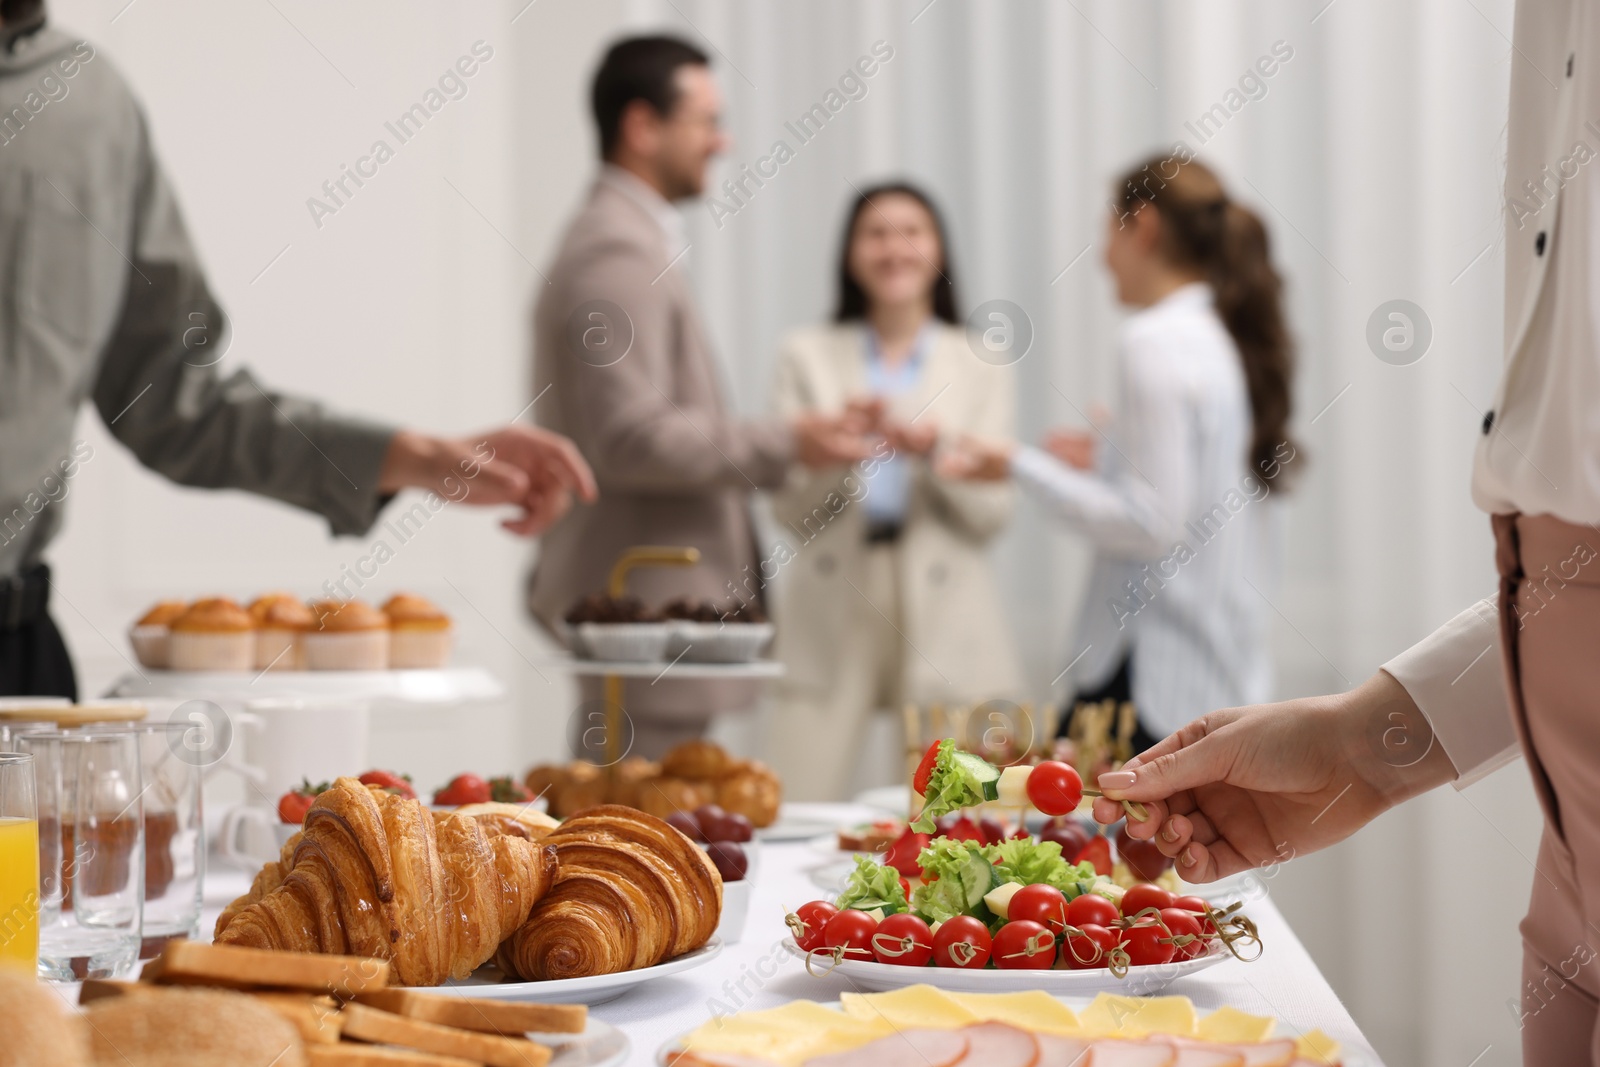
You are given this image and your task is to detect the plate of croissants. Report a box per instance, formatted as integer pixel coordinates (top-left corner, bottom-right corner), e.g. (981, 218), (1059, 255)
(215, 776), (725, 1005)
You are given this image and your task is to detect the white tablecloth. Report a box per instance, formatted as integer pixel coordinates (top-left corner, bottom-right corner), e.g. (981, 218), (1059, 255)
(191, 802), (1384, 1067)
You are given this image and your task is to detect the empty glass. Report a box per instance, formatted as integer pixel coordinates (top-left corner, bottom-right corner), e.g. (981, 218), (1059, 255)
(21, 730), (144, 981)
(0, 752), (38, 974)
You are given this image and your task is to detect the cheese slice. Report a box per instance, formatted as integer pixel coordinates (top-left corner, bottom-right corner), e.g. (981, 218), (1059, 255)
(684, 1002), (892, 1067)
(1078, 993), (1198, 1037)
(1196, 1005), (1278, 1044)
(1295, 1028), (1343, 1064)
(841, 985), (978, 1030)
(946, 990), (1081, 1034)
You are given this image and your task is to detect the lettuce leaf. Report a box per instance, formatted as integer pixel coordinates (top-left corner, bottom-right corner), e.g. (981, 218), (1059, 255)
(835, 855), (909, 914)
(911, 740), (998, 832)
(910, 837), (999, 924)
(985, 837), (1097, 893)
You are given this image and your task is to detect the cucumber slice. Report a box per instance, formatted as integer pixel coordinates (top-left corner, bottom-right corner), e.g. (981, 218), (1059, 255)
(950, 750), (1001, 802)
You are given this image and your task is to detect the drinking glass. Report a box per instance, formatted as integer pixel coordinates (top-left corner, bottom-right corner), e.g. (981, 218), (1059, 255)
(23, 730), (143, 980)
(121, 722), (204, 948)
(0, 752), (39, 974)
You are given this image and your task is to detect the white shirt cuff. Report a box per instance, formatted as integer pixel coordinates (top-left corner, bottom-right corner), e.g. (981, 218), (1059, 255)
(1380, 599), (1520, 788)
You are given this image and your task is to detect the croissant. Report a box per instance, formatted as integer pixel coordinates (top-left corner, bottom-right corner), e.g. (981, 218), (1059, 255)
(495, 805), (721, 981)
(214, 777), (557, 986)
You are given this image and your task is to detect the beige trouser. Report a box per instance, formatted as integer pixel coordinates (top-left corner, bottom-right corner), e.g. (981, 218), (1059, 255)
(766, 543), (906, 802)
(1494, 514), (1600, 1063)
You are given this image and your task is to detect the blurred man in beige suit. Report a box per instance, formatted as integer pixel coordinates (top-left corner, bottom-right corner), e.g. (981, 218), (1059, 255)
(527, 36), (870, 758)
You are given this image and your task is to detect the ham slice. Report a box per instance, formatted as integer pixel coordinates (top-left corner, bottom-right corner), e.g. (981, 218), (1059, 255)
(1087, 1040), (1177, 1067)
(955, 1022), (1040, 1066)
(1035, 1033), (1092, 1066)
(1166, 1047), (1244, 1067)
(805, 1029), (969, 1067)
(1167, 1037), (1295, 1067)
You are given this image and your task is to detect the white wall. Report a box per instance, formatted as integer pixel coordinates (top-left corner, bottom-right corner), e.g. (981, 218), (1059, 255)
(42, 1), (1541, 1062)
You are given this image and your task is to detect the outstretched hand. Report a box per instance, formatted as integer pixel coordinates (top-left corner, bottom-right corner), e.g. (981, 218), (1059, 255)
(1091, 672), (1458, 882)
(380, 425), (598, 537)
(933, 434), (1015, 481)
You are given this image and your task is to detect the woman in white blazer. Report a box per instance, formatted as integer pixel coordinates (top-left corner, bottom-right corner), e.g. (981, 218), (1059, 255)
(947, 155), (1298, 754)
(1085, 11), (1600, 1060)
(765, 182), (1023, 801)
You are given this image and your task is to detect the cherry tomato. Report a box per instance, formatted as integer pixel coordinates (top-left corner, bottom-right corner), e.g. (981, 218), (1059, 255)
(871, 913), (934, 967)
(789, 900), (838, 953)
(1008, 884), (1069, 934)
(821, 909), (878, 961)
(899, 876), (912, 903)
(912, 740), (942, 795)
(942, 816), (983, 842)
(1066, 892), (1120, 929)
(1171, 895), (1210, 915)
(932, 915), (992, 969)
(1118, 916), (1176, 967)
(1061, 923), (1116, 969)
(1121, 882), (1175, 919)
(1026, 760), (1084, 816)
(992, 920), (1056, 970)
(1073, 836), (1113, 876)
(1159, 907), (1207, 960)
(883, 828), (930, 878)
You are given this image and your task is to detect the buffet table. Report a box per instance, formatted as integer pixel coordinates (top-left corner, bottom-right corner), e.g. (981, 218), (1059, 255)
(188, 801), (1385, 1066)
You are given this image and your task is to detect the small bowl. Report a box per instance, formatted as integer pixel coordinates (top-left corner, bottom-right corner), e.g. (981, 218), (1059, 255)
(714, 876), (751, 944)
(574, 622), (671, 663)
(669, 621), (775, 663)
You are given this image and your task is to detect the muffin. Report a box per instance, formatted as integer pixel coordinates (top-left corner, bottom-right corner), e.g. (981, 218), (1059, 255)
(248, 593), (315, 671)
(129, 600), (187, 670)
(381, 593), (454, 669)
(167, 598), (255, 672)
(303, 600), (389, 670)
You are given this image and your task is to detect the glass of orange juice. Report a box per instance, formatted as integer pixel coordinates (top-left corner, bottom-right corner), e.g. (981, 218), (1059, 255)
(0, 751), (39, 973)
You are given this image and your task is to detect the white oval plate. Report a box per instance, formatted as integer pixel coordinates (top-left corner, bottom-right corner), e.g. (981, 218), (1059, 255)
(654, 1000), (1378, 1067)
(447, 938), (722, 1005)
(780, 937), (1227, 996)
(542, 1018), (630, 1067)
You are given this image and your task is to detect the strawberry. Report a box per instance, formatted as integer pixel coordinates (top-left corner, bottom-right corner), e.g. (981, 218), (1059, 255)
(489, 776), (533, 804)
(277, 779), (329, 825)
(433, 773), (491, 806)
(358, 769), (416, 800)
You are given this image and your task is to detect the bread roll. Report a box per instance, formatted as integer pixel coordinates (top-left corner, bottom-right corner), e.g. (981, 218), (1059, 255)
(84, 987), (306, 1067)
(0, 969), (89, 1067)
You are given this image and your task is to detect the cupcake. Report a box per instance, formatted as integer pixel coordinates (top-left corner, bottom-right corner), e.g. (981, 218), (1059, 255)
(303, 599), (390, 670)
(167, 598), (255, 672)
(129, 600), (187, 669)
(381, 593), (454, 669)
(248, 593), (315, 671)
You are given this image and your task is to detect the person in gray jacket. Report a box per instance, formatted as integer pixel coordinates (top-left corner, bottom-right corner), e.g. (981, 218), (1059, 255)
(0, 5), (595, 698)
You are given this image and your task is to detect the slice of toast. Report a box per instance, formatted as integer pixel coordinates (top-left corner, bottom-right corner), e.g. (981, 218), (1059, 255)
(307, 1046), (479, 1067)
(353, 988), (585, 1036)
(252, 992), (345, 1045)
(340, 1003), (552, 1067)
(147, 940), (390, 995)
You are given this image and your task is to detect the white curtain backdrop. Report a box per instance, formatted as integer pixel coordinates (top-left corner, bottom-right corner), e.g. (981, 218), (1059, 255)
(44, 0), (1540, 1062)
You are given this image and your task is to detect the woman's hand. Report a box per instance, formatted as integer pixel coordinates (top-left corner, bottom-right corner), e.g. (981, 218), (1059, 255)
(1043, 428), (1096, 471)
(1092, 672), (1458, 882)
(934, 434), (1015, 481)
